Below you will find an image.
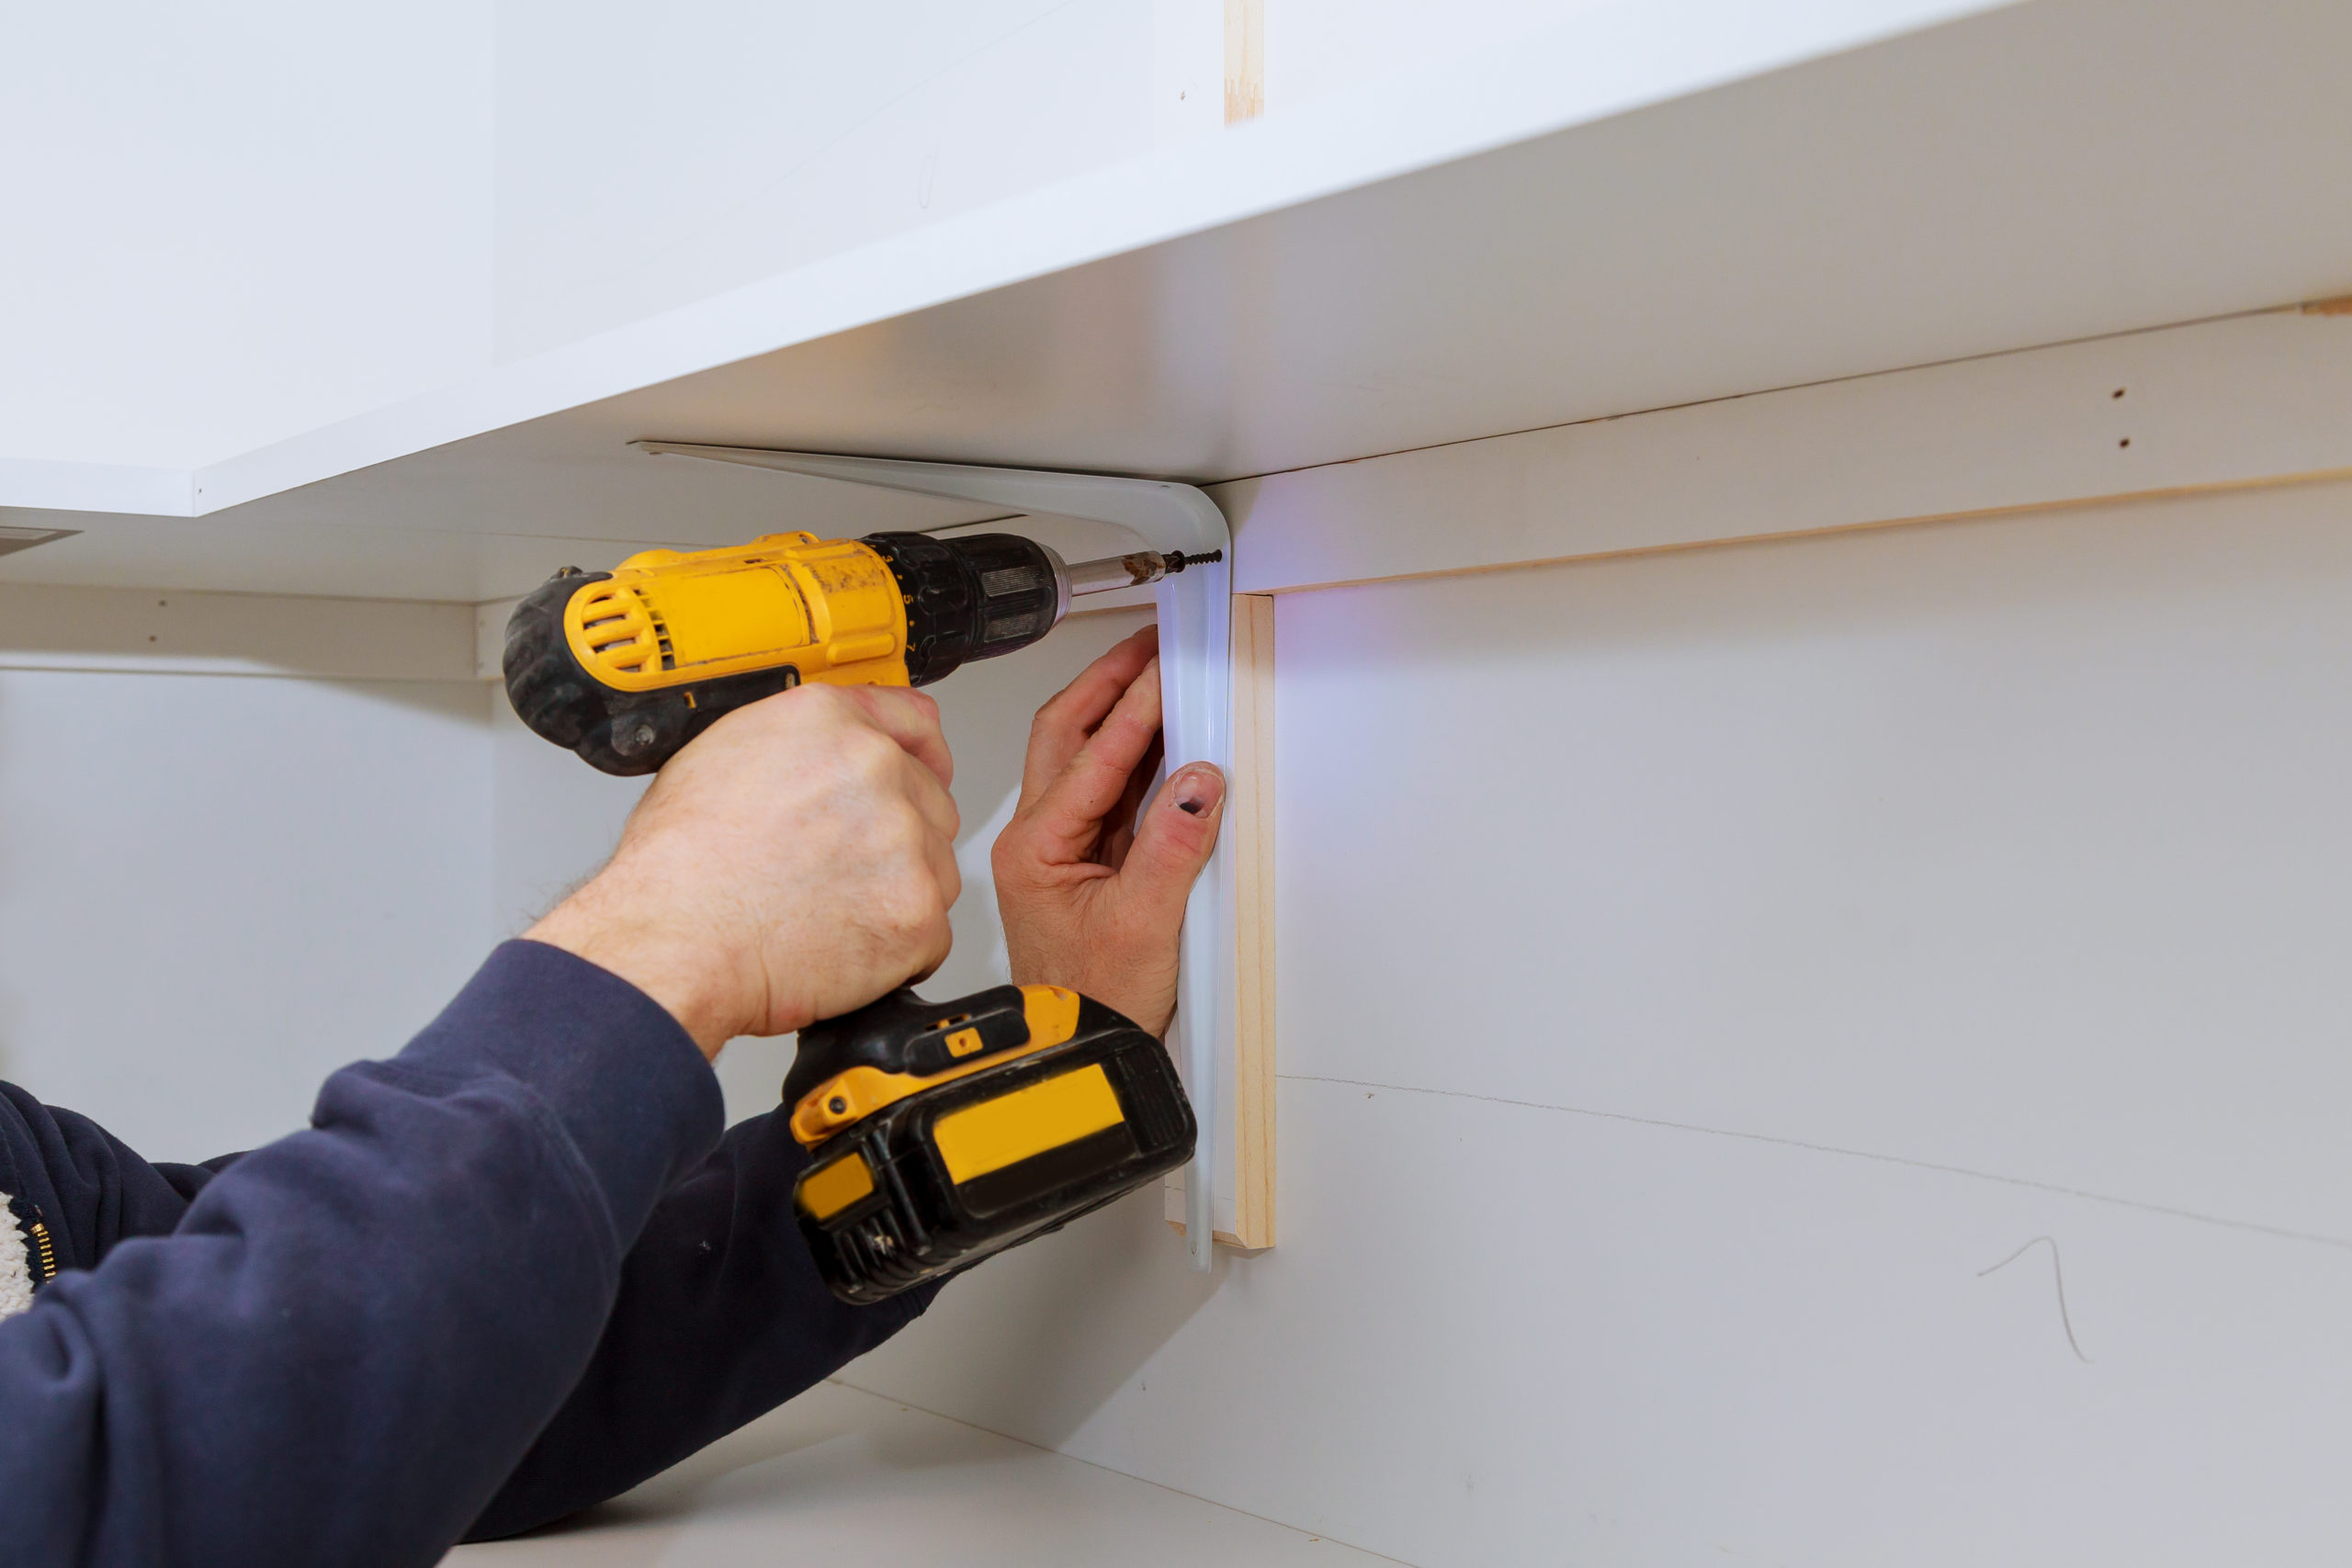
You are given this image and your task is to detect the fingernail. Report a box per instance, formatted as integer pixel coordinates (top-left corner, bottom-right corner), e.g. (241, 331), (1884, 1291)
(1171, 764), (1224, 817)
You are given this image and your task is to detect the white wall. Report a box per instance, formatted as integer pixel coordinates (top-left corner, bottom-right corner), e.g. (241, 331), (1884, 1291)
(0, 1), (493, 470)
(0, 668), (494, 1162)
(488, 696), (645, 941)
(841, 479), (2352, 1564)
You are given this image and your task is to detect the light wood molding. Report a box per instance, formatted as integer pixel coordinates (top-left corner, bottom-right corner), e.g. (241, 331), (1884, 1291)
(1224, 0), (1263, 124)
(1228, 591), (1277, 1246)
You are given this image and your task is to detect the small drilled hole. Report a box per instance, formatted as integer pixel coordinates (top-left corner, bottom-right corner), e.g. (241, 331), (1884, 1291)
(2119, 438), (2131, 448)
(2112, 388), (2126, 399)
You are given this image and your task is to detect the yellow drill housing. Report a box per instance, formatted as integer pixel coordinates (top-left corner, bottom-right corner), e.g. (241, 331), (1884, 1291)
(562, 534), (911, 694)
(504, 527), (1069, 774)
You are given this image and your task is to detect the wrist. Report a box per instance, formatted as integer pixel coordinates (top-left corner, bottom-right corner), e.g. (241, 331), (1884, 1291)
(527, 889), (744, 1060)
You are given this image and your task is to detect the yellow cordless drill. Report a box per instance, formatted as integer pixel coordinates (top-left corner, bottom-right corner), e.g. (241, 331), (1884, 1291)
(503, 530), (1209, 1301)
(503, 528), (1216, 775)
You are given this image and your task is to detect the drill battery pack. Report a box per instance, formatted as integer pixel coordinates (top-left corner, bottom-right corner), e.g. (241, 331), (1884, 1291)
(786, 984), (1196, 1304)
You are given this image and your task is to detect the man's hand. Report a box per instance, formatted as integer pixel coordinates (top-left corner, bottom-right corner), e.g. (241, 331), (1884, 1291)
(529, 684), (962, 1058)
(993, 626), (1224, 1038)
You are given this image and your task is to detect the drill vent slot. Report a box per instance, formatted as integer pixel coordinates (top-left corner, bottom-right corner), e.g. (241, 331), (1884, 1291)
(644, 604), (677, 671)
(571, 584), (665, 677)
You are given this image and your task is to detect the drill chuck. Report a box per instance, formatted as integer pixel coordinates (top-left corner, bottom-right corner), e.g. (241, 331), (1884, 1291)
(861, 531), (1067, 683)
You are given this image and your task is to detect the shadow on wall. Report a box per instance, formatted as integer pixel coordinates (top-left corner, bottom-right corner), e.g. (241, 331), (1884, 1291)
(835, 1179), (1221, 1451)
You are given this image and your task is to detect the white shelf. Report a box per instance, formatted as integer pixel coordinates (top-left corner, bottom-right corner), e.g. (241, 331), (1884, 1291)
(6, 0), (2349, 602)
(444, 1381), (1387, 1567)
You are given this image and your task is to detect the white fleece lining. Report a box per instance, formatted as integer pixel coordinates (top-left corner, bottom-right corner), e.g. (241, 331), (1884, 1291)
(0, 1191), (36, 1322)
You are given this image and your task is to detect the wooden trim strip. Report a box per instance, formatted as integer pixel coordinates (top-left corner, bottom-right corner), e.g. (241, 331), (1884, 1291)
(1224, 0), (1263, 124)
(1167, 590), (1278, 1249)
(1228, 592), (1277, 1247)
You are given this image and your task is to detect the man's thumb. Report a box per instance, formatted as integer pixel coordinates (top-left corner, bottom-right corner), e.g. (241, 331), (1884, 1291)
(1126, 762), (1226, 913)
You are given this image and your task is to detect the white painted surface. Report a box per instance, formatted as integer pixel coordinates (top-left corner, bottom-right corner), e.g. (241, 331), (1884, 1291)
(2, 0), (2010, 503)
(491, 0), (1654, 365)
(444, 1380), (1385, 1565)
(18, 0), (2036, 514)
(0, 510), (725, 605)
(1226, 307), (2352, 594)
(0, 463), (190, 518)
(21, 305), (2352, 607)
(0, 583), (477, 681)
(842, 479), (2352, 1563)
(1265, 0), (1617, 113)
(488, 696), (646, 942)
(855, 1077), (2352, 1565)
(0, 668), (493, 1161)
(0, 458), (1160, 605)
(1273, 482), (2352, 1247)
(1148, 0), (1224, 146)
(492, 0), (1158, 364)
(20, 304), (2352, 610)
(24, 0), (2352, 580)
(0, 2), (492, 470)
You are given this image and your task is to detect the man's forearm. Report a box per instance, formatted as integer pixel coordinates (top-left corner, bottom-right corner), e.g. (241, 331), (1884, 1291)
(0, 941), (722, 1568)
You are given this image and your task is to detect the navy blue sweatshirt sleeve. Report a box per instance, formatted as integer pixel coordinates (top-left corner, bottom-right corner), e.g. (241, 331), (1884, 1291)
(462, 1113), (941, 1540)
(0, 940), (724, 1568)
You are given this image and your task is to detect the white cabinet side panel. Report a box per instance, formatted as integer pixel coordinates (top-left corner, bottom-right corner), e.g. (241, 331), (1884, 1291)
(0, 672), (494, 1161)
